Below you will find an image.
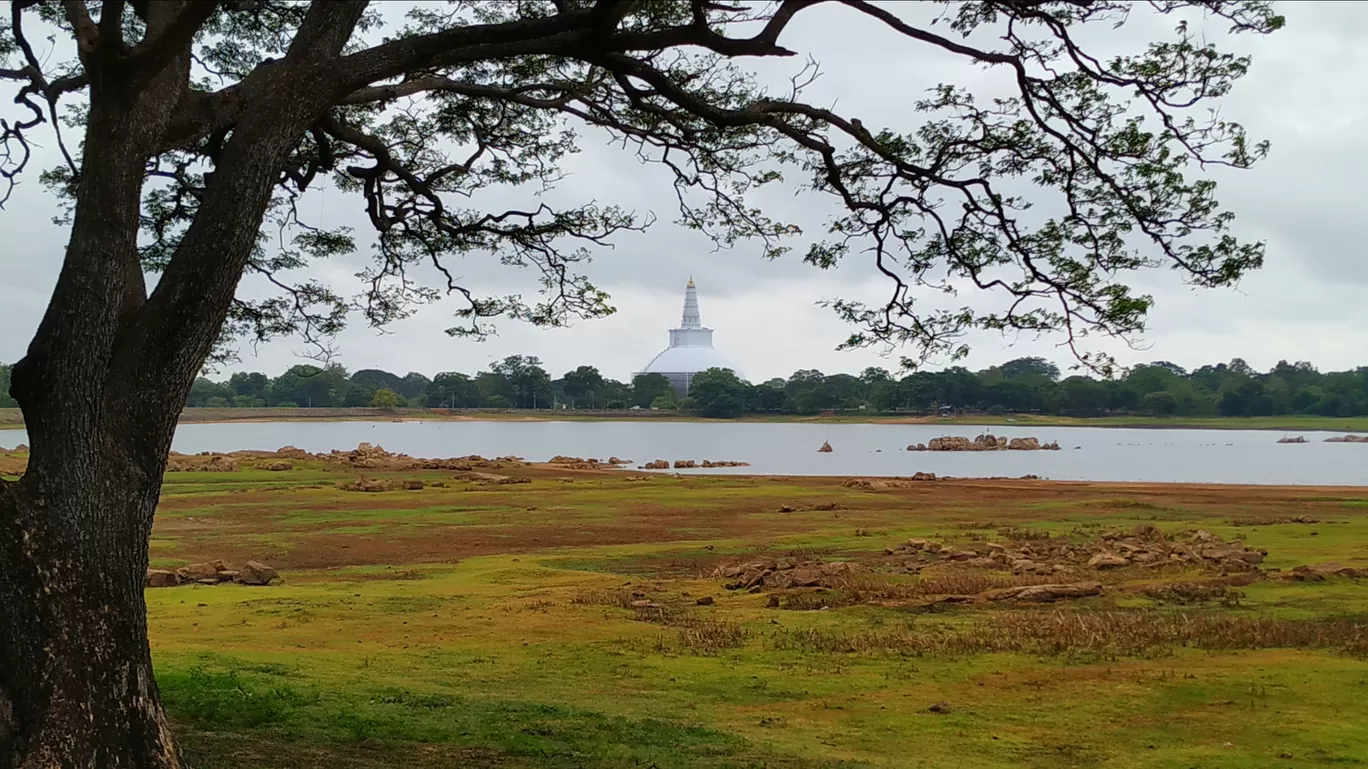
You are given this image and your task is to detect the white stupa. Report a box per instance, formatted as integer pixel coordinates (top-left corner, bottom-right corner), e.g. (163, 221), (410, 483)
(637, 279), (743, 396)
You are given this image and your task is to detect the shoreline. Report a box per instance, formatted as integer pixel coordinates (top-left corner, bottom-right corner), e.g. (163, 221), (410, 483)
(1, 406), (1366, 433)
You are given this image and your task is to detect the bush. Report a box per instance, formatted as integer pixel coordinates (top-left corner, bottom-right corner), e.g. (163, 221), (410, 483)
(370, 388), (399, 409)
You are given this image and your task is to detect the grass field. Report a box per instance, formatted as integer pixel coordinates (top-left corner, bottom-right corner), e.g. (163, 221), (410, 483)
(2, 448), (1367, 768)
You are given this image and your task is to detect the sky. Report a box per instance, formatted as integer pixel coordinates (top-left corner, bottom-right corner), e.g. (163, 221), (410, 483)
(1, 1), (1365, 384)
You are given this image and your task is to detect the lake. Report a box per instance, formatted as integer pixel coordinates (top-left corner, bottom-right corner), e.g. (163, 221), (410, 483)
(7, 420), (1364, 486)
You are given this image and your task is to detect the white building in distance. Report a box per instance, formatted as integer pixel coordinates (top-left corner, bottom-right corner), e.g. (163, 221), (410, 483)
(637, 279), (743, 397)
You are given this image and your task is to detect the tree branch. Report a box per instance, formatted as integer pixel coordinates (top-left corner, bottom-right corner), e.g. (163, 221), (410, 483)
(127, 1), (221, 81)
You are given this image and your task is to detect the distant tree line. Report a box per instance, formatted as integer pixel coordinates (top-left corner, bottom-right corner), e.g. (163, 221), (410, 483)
(3, 356), (1366, 419)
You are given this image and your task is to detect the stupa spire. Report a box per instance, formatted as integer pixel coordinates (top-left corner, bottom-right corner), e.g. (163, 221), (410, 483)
(680, 278), (701, 329)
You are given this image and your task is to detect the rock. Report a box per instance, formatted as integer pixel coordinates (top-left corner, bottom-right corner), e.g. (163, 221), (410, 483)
(765, 571), (794, 589)
(965, 557), (998, 568)
(1279, 566), (1325, 582)
(629, 600), (663, 609)
(643, 460), (670, 470)
(217, 570), (239, 582)
(673, 460), (697, 469)
(1007, 437), (1040, 451)
(766, 595), (780, 608)
(696, 596), (715, 606)
(928, 701), (952, 714)
(819, 562), (857, 577)
(905, 538), (929, 550)
(817, 441), (833, 453)
(1088, 552), (1129, 570)
(1307, 563), (1363, 578)
(196, 578), (220, 586)
(145, 569), (181, 588)
(277, 445), (311, 459)
(1277, 436), (1308, 444)
(259, 461), (294, 471)
(238, 561), (279, 586)
(1325, 435), (1368, 443)
(177, 562), (220, 581)
(789, 567), (823, 587)
(404, 480), (425, 490)
(984, 582), (1103, 602)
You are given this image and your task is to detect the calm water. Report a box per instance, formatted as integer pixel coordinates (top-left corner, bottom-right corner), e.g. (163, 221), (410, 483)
(7, 420), (1363, 486)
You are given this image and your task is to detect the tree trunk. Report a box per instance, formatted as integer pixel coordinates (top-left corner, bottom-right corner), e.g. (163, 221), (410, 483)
(0, 444), (179, 769)
(0, 5), (367, 765)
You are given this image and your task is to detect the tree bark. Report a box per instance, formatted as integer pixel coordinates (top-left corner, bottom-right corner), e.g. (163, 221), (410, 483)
(0, 465), (179, 769)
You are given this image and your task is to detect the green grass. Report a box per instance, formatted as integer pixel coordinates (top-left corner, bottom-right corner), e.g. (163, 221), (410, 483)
(128, 461), (1368, 768)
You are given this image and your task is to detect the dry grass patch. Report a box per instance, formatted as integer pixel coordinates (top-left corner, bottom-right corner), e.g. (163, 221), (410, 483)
(769, 610), (1368, 659)
(672, 621), (751, 655)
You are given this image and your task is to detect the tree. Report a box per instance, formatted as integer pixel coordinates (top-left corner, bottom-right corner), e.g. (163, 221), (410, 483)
(369, 387), (399, 410)
(649, 392), (677, 410)
(351, 368), (403, 393)
(491, 356), (552, 409)
(1141, 391), (1180, 417)
(0, 1), (1280, 764)
(0, 364), (13, 408)
(630, 373), (675, 409)
(561, 365), (605, 408)
(397, 372), (432, 400)
(998, 357), (1062, 382)
(227, 371), (269, 402)
(426, 372), (481, 409)
(1058, 376), (1111, 416)
(688, 368), (748, 418)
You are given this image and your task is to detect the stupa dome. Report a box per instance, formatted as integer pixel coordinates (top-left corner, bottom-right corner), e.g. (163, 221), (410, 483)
(637, 279), (743, 396)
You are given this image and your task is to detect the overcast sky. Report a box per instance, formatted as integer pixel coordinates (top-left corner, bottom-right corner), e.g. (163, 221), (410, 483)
(2, 1), (1365, 383)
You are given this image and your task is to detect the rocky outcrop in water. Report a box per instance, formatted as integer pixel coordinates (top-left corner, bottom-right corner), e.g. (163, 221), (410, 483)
(907, 434), (1060, 452)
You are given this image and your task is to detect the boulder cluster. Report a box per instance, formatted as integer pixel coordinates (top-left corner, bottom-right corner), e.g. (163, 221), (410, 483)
(1276, 563), (1365, 581)
(886, 525), (1267, 575)
(638, 459), (750, 469)
(146, 560), (278, 588)
(817, 441), (833, 453)
(842, 475), (938, 489)
(165, 444), (529, 473)
(1277, 436), (1309, 444)
(329, 443), (526, 471)
(712, 559), (859, 591)
(907, 435), (1060, 452)
(337, 477), (428, 492)
(548, 456), (632, 469)
(166, 454), (238, 472)
(1325, 435), (1368, 443)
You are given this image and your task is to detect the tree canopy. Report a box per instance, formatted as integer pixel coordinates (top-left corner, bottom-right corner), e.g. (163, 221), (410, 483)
(151, 355), (1368, 420)
(1, 0), (1281, 371)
